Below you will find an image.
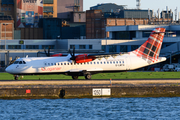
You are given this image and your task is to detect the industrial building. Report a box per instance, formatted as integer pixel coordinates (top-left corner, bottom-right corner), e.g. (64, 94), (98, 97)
(43, 0), (57, 18)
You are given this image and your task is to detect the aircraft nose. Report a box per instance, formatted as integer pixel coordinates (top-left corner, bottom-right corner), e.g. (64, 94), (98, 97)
(5, 66), (12, 73)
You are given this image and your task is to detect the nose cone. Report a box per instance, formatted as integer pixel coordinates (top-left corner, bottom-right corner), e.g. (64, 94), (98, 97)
(5, 66), (13, 73)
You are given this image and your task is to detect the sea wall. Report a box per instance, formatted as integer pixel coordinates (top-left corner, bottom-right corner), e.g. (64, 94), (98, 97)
(0, 86), (180, 99)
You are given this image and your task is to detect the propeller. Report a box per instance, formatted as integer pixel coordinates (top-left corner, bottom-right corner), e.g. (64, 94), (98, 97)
(44, 46), (51, 57)
(69, 46), (76, 62)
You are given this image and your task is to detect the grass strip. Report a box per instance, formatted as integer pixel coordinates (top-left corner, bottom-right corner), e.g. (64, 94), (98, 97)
(0, 72), (180, 80)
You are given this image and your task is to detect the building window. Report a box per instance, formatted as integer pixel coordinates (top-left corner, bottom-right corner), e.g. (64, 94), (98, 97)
(89, 45), (92, 49)
(43, 0), (54, 4)
(43, 6), (53, 13)
(42, 45), (55, 49)
(70, 45), (75, 49)
(109, 45), (116, 52)
(79, 14), (81, 19)
(120, 45), (127, 52)
(0, 45), (5, 49)
(131, 45), (139, 51)
(1, 8), (3, 11)
(8, 8), (11, 11)
(102, 45), (106, 51)
(8, 45), (21, 49)
(26, 45), (39, 49)
(79, 45), (86, 49)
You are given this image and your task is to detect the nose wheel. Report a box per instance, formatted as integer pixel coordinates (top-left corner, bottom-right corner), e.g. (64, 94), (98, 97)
(14, 75), (19, 80)
(72, 76), (78, 80)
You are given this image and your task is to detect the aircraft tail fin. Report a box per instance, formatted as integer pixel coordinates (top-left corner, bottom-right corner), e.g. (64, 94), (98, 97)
(131, 28), (166, 62)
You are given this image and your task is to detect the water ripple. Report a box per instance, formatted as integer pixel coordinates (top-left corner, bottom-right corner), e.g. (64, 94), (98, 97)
(0, 97), (180, 119)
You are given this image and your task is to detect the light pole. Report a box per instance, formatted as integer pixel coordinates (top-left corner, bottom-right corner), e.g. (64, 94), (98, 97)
(3, 23), (8, 50)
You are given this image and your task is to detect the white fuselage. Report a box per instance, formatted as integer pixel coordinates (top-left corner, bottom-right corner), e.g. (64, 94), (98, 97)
(5, 53), (166, 75)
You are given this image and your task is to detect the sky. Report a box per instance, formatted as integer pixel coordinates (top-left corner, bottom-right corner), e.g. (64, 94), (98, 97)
(83, 0), (180, 19)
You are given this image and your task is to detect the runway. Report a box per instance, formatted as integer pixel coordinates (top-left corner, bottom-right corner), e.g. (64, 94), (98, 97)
(0, 79), (180, 88)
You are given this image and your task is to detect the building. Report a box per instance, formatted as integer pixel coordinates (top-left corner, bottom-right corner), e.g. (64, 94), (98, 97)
(43, 0), (57, 18)
(86, 8), (173, 39)
(57, 0), (84, 21)
(41, 18), (62, 39)
(90, 3), (125, 13)
(0, 19), (14, 40)
(0, 0), (15, 20)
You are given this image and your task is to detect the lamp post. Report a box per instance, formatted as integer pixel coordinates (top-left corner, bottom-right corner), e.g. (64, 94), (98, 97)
(3, 23), (8, 50)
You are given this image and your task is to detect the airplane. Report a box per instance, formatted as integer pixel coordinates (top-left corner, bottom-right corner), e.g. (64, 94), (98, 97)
(6, 28), (166, 80)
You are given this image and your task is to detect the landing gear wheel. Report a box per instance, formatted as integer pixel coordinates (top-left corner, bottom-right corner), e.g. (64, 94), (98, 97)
(72, 76), (78, 80)
(14, 75), (19, 80)
(85, 74), (92, 80)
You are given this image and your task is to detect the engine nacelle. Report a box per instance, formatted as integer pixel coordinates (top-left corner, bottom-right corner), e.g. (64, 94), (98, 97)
(75, 54), (96, 63)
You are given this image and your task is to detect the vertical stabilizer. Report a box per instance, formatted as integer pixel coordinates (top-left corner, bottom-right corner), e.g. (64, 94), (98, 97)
(131, 28), (165, 62)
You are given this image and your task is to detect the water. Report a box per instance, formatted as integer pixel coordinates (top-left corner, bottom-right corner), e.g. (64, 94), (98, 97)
(0, 97), (180, 120)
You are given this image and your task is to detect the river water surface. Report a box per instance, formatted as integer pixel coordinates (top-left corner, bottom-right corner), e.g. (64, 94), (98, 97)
(0, 97), (180, 120)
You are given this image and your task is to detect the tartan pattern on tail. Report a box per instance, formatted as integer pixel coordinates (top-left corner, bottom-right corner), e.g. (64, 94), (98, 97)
(132, 28), (165, 62)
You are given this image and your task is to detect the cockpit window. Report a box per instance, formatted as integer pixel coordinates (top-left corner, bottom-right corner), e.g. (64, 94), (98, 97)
(14, 61), (19, 64)
(14, 61), (26, 64)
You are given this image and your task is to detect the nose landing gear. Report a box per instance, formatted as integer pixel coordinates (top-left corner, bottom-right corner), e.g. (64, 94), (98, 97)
(14, 75), (19, 80)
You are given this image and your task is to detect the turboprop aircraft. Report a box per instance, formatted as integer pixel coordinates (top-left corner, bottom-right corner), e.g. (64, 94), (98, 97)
(6, 28), (166, 80)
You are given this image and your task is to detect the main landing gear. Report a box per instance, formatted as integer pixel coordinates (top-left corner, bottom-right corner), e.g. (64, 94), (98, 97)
(85, 73), (92, 80)
(71, 73), (92, 80)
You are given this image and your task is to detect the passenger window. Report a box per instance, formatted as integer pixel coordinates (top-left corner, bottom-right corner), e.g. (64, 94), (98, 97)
(67, 63), (69, 65)
(100, 62), (102, 64)
(107, 62), (109, 64)
(97, 62), (99, 64)
(45, 63), (47, 65)
(48, 63), (50, 65)
(51, 63), (53, 65)
(119, 61), (121, 63)
(104, 62), (106, 64)
(94, 62), (96, 64)
(58, 63), (60, 65)
(87, 62), (89, 64)
(23, 61), (26, 64)
(116, 61), (118, 64)
(110, 62), (112, 64)
(71, 63), (73, 65)
(54, 63), (56, 65)
(122, 61), (124, 63)
(64, 63), (66, 65)
(90, 62), (92, 64)
(61, 63), (63, 65)
(19, 61), (22, 64)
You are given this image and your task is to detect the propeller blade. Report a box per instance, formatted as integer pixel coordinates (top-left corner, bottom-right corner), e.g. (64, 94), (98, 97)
(69, 49), (73, 56)
(48, 46), (51, 57)
(69, 46), (76, 61)
(44, 47), (48, 56)
(73, 46), (75, 57)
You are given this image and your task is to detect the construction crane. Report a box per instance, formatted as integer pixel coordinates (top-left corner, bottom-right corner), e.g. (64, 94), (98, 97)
(74, 0), (80, 11)
(136, 0), (141, 10)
